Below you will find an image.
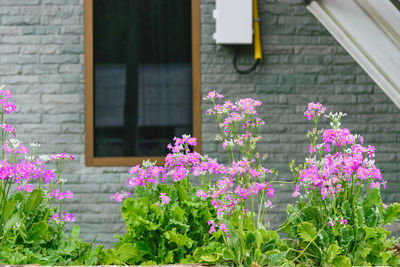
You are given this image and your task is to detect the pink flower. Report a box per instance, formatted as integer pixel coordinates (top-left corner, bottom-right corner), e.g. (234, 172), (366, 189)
(196, 189), (208, 200)
(50, 153), (76, 161)
(63, 212), (75, 222)
(24, 184), (33, 192)
(369, 181), (380, 190)
(64, 190), (74, 199)
(49, 213), (61, 224)
(159, 192), (170, 205)
(292, 184), (300, 198)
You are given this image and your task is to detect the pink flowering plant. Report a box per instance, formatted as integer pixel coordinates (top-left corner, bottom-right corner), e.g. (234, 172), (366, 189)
(101, 136), (225, 265)
(200, 91), (291, 266)
(103, 91), (289, 266)
(281, 102), (400, 266)
(0, 87), (98, 265)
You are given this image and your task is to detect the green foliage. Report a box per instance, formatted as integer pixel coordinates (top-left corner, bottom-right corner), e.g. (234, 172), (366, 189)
(100, 183), (224, 265)
(282, 189), (400, 266)
(297, 222), (317, 243)
(0, 189), (98, 265)
(216, 210), (286, 267)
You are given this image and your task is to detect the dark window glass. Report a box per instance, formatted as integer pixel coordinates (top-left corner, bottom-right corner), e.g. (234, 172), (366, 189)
(93, 0), (192, 157)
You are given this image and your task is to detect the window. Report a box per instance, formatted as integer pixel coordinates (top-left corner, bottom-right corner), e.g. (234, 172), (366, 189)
(84, 0), (201, 166)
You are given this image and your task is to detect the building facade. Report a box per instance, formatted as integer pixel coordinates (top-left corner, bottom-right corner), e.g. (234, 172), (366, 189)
(0, 0), (399, 246)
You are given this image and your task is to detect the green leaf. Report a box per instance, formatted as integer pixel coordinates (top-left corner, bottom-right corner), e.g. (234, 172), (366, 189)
(340, 226), (354, 248)
(141, 260), (157, 265)
(326, 243), (341, 263)
(115, 243), (140, 262)
(365, 207), (379, 227)
(364, 188), (381, 207)
(358, 247), (371, 258)
(200, 254), (220, 263)
(164, 228), (194, 248)
(355, 206), (365, 227)
(4, 213), (19, 231)
(364, 226), (376, 240)
(383, 203), (400, 225)
(268, 251), (286, 266)
(71, 225), (80, 239)
(342, 200), (352, 219)
(221, 248), (235, 261)
(171, 205), (186, 222)
(297, 221), (317, 242)
(318, 230), (331, 248)
(265, 230), (279, 244)
(245, 232), (256, 247)
(333, 255), (351, 267)
(28, 221), (49, 242)
(3, 200), (17, 220)
(25, 189), (43, 213)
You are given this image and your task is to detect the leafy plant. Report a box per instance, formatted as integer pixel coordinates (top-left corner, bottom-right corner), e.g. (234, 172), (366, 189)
(0, 86), (98, 265)
(106, 91), (289, 266)
(282, 102), (400, 266)
(101, 179), (223, 265)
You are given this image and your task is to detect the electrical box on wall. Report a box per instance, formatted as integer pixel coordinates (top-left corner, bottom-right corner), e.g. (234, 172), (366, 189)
(213, 0), (253, 45)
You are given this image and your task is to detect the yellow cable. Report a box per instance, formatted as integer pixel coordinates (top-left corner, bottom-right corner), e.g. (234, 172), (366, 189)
(253, 0), (262, 61)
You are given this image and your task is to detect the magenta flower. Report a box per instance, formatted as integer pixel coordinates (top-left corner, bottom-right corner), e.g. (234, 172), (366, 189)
(159, 192), (170, 205)
(64, 190), (74, 199)
(49, 213), (61, 224)
(50, 153), (76, 161)
(62, 212), (75, 222)
(24, 184), (33, 192)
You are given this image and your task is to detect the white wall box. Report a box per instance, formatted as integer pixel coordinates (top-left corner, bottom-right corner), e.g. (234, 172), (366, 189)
(213, 0), (253, 45)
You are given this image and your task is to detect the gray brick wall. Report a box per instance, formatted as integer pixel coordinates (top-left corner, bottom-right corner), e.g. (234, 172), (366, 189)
(0, 0), (399, 248)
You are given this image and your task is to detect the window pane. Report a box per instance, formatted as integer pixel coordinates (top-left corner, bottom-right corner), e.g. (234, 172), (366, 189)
(93, 0), (192, 157)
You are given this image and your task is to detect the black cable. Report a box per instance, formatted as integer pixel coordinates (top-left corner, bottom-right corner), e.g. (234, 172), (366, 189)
(233, 47), (261, 75)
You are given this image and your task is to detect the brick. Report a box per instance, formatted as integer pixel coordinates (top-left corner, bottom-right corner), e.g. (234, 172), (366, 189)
(42, 114), (80, 123)
(2, 35), (41, 44)
(1, 75), (39, 84)
(0, 55), (39, 64)
(0, 64), (21, 75)
(2, 16), (40, 25)
(0, 45), (19, 54)
(8, 114), (41, 123)
(0, 26), (21, 35)
(0, 0), (39, 5)
(40, 35), (80, 44)
(21, 45), (60, 54)
(59, 64), (82, 73)
(22, 64), (58, 74)
(40, 54), (78, 64)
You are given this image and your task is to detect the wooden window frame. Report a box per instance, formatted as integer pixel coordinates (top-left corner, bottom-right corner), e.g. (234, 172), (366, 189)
(84, 0), (202, 166)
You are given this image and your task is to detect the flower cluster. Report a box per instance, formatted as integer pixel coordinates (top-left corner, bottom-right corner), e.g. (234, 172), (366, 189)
(0, 86), (17, 114)
(50, 153), (76, 161)
(49, 212), (75, 224)
(0, 88), (76, 226)
(110, 191), (131, 203)
(304, 102), (326, 121)
(159, 192), (170, 205)
(208, 220), (230, 236)
(292, 103), (386, 201)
